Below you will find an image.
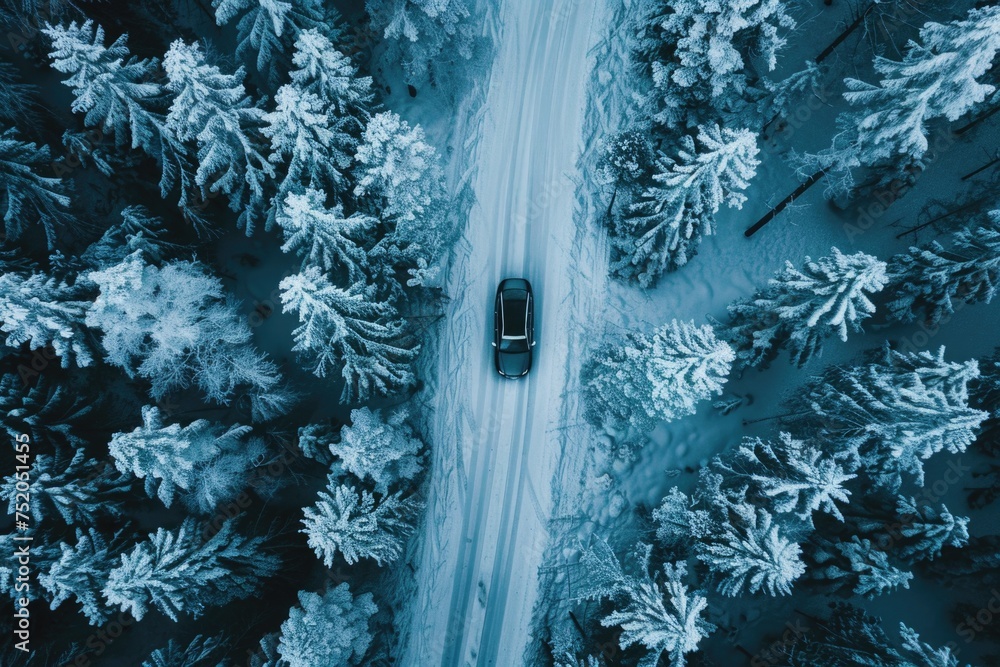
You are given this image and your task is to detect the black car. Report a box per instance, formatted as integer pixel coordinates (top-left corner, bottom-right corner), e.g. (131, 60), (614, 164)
(492, 278), (535, 378)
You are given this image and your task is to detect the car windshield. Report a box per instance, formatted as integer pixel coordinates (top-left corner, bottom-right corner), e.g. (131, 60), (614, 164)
(499, 337), (528, 353)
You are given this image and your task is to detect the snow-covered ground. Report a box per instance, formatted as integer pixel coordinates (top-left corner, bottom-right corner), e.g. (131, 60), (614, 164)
(399, 0), (606, 665)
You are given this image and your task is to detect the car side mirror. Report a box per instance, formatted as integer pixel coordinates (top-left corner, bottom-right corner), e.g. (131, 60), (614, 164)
(491, 342), (497, 347)
(531, 340), (536, 346)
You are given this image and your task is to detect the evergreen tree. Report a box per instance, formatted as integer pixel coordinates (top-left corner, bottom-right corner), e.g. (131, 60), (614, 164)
(212, 0), (323, 85)
(163, 40), (273, 234)
(333, 406), (424, 495)
(297, 422), (338, 465)
(1, 449), (130, 526)
(600, 550), (714, 667)
(597, 130), (655, 187)
(276, 188), (374, 281)
(289, 29), (373, 132)
(141, 634), (225, 667)
(0, 270), (92, 367)
(249, 633), (282, 667)
(365, 0), (476, 83)
(44, 21), (165, 152)
(86, 252), (293, 420)
(806, 535), (912, 599)
(38, 528), (122, 625)
(887, 213), (1000, 326)
(843, 495), (969, 565)
(612, 125), (759, 284)
(301, 479), (419, 566)
(103, 518), (279, 621)
(719, 433), (856, 523)
(644, 0), (794, 127)
(698, 505), (805, 597)
(798, 5), (1000, 198)
(783, 603), (962, 666)
(783, 347), (986, 490)
(725, 248), (888, 367)
(263, 86), (353, 212)
(0, 373), (92, 449)
(277, 583), (376, 667)
(44, 21), (204, 227)
(0, 128), (71, 248)
(0, 62), (39, 132)
(353, 110), (447, 282)
(586, 320), (733, 438)
(280, 266), (417, 402)
(108, 406), (263, 513)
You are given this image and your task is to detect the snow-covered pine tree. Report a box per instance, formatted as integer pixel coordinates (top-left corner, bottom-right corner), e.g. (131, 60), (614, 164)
(333, 406), (423, 495)
(783, 346), (986, 490)
(600, 548), (714, 667)
(365, 0), (476, 83)
(719, 433), (856, 524)
(612, 125), (759, 284)
(277, 583), (376, 667)
(38, 527), (122, 625)
(212, 0), (323, 85)
(644, 0), (794, 127)
(887, 212), (1000, 325)
(280, 266), (417, 402)
(353, 110), (448, 284)
(586, 320), (733, 439)
(0, 270), (92, 367)
(289, 29), (373, 133)
(44, 21), (164, 152)
(725, 248), (888, 367)
(697, 504), (805, 597)
(296, 422), (338, 465)
(264, 87), (353, 210)
(301, 479), (419, 566)
(0, 531), (58, 602)
(798, 5), (1000, 198)
(80, 205), (177, 269)
(781, 603), (962, 666)
(0, 372), (91, 449)
(163, 40), (273, 234)
(276, 188), (374, 281)
(108, 405), (263, 513)
(86, 252), (293, 420)
(0, 128), (71, 248)
(141, 634), (225, 667)
(806, 535), (912, 599)
(103, 517), (280, 621)
(44, 21), (204, 227)
(842, 495), (969, 565)
(249, 633), (281, 667)
(1, 449), (130, 526)
(0, 62), (38, 132)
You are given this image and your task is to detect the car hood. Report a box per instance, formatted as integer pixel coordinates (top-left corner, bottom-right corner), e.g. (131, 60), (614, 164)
(498, 350), (531, 377)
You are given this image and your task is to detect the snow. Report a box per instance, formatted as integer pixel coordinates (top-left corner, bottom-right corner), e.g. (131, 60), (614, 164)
(399, 0), (606, 664)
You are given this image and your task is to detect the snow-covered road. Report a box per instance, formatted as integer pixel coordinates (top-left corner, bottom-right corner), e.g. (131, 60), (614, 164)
(401, 1), (603, 665)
